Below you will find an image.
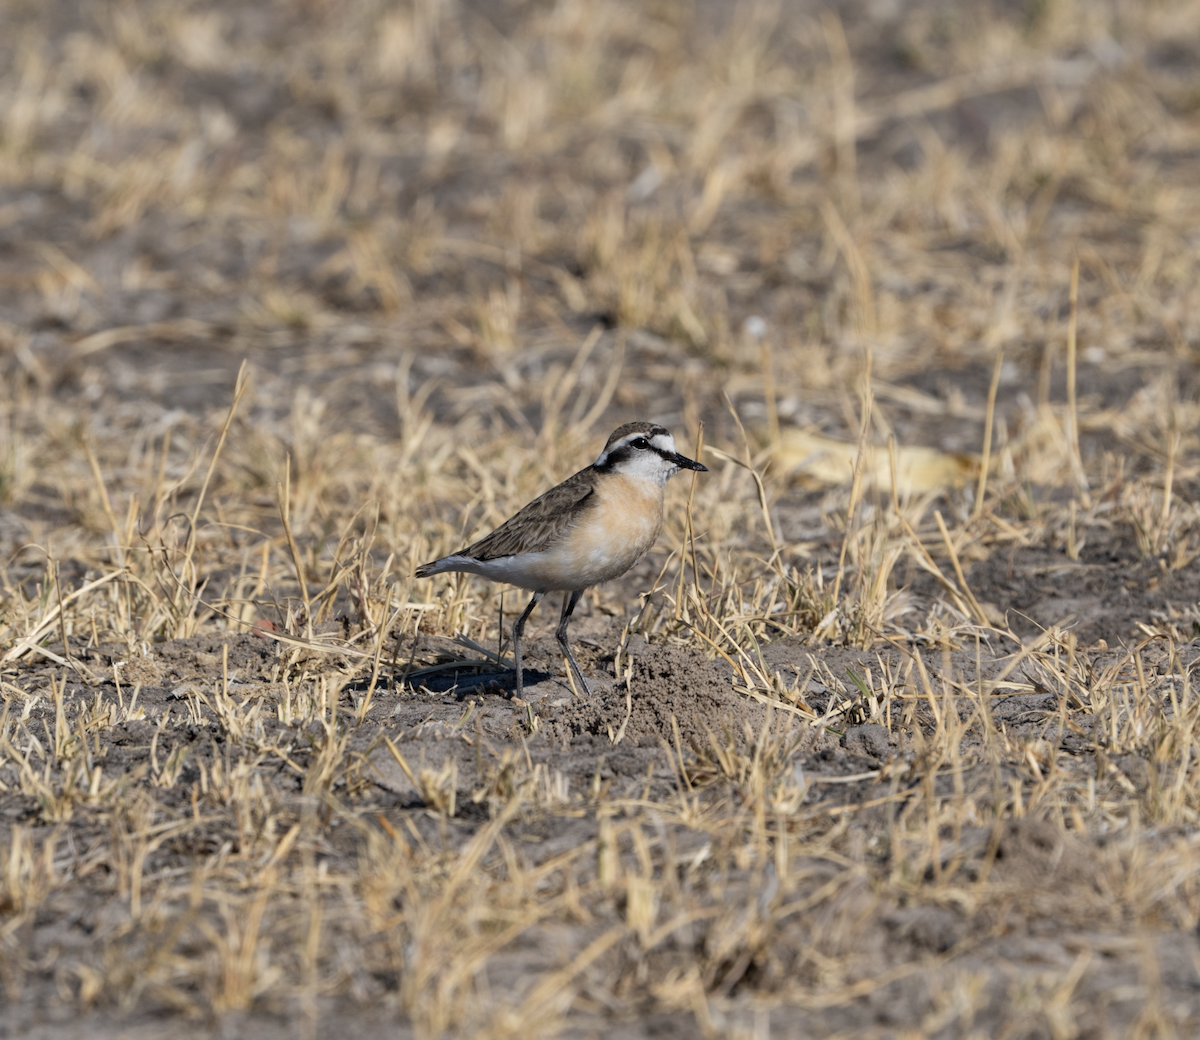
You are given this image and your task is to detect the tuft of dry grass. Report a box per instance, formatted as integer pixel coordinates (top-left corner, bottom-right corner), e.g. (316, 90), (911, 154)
(3, 0), (1200, 1035)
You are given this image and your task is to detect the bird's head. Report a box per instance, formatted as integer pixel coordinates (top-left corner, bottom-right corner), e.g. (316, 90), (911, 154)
(593, 422), (707, 486)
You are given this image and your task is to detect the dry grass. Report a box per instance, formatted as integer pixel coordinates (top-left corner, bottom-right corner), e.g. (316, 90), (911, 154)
(3, 0), (1200, 1035)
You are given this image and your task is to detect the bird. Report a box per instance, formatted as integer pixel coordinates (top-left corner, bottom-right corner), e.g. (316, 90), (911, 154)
(415, 422), (707, 697)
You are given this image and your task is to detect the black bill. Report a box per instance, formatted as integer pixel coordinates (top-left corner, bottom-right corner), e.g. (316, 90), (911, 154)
(673, 453), (707, 471)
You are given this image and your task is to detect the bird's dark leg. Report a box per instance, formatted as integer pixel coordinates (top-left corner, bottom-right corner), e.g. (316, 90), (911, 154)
(511, 592), (543, 698)
(556, 589), (591, 696)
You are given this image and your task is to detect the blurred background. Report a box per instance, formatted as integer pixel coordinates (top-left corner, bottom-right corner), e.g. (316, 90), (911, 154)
(1, 0), (1198, 630)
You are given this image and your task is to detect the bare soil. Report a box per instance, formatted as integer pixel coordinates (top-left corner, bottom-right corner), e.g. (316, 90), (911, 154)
(5, 622), (1200, 1037)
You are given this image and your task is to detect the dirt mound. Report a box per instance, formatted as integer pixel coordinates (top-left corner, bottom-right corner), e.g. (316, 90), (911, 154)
(989, 817), (1107, 896)
(547, 640), (765, 750)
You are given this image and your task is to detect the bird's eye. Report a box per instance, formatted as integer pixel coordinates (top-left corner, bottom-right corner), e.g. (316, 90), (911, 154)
(632, 437), (649, 449)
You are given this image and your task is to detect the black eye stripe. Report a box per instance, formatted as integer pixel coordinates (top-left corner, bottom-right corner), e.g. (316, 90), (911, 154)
(635, 442), (676, 461)
(595, 439), (676, 471)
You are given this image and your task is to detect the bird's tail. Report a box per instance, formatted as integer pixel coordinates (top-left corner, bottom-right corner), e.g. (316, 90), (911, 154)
(415, 552), (471, 579)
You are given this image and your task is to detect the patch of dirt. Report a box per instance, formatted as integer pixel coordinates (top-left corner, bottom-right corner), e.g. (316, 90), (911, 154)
(544, 638), (759, 752)
(368, 640), (766, 817)
(5, 622), (1200, 1038)
(988, 817), (1108, 899)
(964, 530), (1200, 645)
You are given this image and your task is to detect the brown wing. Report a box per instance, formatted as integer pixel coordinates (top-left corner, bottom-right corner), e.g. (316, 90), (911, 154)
(461, 467), (597, 560)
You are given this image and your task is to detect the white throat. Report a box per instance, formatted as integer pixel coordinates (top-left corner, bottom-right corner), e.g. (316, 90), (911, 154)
(620, 452), (676, 486)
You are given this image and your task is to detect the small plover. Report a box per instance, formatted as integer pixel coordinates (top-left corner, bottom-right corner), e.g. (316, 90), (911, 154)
(415, 422), (707, 696)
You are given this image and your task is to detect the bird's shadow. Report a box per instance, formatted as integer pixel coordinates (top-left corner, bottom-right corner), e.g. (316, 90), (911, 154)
(392, 666), (555, 700)
(344, 661), (601, 701)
